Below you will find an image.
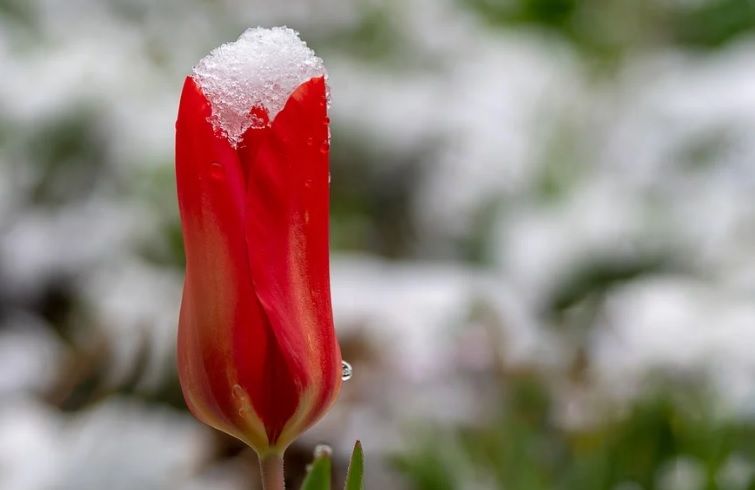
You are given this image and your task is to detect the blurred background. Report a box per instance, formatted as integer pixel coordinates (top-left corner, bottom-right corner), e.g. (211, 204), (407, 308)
(2, 0), (755, 488)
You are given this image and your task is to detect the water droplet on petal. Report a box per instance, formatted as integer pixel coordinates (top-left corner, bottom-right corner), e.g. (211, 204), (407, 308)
(341, 360), (353, 381)
(232, 384), (253, 417)
(209, 161), (224, 180)
(231, 384), (245, 399)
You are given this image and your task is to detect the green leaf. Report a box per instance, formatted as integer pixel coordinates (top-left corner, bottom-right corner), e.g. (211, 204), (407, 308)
(344, 441), (365, 490)
(301, 445), (332, 490)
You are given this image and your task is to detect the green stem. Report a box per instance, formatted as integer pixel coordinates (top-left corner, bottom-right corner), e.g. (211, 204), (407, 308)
(259, 453), (285, 490)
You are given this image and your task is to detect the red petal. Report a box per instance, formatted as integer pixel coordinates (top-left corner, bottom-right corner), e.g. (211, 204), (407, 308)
(240, 76), (342, 441)
(175, 77), (272, 448)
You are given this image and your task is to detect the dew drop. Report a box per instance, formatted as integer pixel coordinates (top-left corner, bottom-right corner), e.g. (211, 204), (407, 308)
(341, 360), (353, 381)
(232, 384), (253, 417)
(231, 384), (245, 399)
(209, 161), (224, 180)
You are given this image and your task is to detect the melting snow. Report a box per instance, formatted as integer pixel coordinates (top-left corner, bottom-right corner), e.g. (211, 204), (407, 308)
(192, 26), (326, 147)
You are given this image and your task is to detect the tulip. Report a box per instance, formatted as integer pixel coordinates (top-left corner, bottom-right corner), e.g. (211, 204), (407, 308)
(174, 28), (343, 485)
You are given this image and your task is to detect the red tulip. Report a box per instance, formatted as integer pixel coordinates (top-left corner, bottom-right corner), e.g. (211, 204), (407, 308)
(174, 30), (342, 457)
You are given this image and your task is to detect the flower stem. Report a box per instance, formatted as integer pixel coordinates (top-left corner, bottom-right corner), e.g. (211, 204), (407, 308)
(259, 453), (285, 490)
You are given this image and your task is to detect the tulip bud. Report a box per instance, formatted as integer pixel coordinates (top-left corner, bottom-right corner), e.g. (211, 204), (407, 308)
(175, 27), (342, 456)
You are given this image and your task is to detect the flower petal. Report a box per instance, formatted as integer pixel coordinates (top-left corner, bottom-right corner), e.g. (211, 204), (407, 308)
(175, 77), (271, 449)
(240, 76), (342, 444)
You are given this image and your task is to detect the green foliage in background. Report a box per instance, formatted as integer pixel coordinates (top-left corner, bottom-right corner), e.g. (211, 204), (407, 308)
(461, 0), (755, 59)
(395, 376), (755, 490)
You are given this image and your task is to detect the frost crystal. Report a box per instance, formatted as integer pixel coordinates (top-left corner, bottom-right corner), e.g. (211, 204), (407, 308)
(192, 26), (326, 147)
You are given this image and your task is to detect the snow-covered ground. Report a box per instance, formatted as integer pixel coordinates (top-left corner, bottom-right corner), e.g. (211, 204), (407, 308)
(1, 0), (755, 488)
